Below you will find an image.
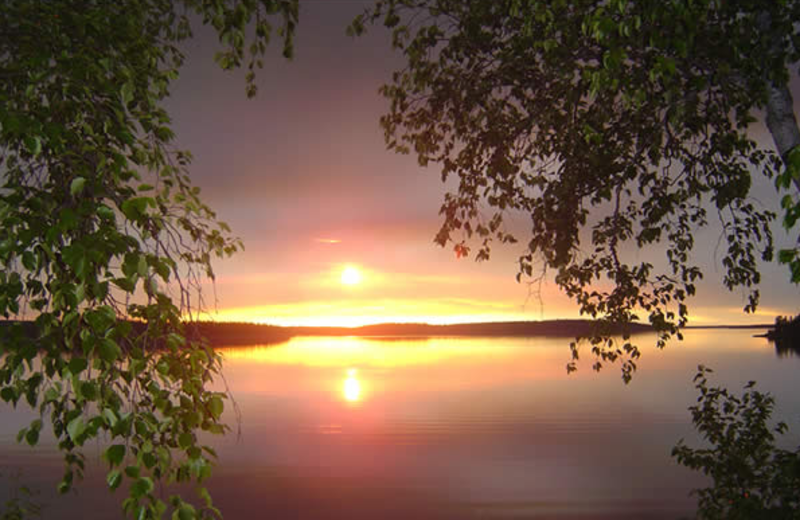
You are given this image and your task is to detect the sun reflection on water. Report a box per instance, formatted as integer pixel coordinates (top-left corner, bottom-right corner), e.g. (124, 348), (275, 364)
(343, 368), (361, 403)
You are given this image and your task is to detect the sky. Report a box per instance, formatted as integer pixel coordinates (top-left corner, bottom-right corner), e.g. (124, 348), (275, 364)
(164, 0), (799, 327)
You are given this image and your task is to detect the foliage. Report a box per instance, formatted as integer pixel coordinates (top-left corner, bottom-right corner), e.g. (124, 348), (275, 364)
(0, 0), (297, 518)
(768, 313), (800, 356)
(0, 471), (42, 520)
(351, 0), (800, 380)
(673, 366), (800, 519)
(777, 146), (800, 283)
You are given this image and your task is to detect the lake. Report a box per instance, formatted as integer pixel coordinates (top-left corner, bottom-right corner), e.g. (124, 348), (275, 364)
(1, 329), (799, 519)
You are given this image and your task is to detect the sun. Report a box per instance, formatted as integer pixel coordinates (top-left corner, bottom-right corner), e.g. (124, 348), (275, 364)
(340, 265), (362, 286)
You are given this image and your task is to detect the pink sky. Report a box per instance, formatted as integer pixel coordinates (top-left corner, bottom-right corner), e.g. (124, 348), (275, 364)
(166, 2), (799, 327)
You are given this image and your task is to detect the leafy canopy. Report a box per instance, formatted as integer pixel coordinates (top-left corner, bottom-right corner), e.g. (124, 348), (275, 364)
(673, 367), (800, 519)
(0, 0), (297, 518)
(351, 0), (800, 380)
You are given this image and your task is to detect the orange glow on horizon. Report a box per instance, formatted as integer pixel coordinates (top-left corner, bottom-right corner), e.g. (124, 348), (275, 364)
(194, 264), (792, 327)
(199, 299), (785, 328)
(203, 310), (543, 328)
(197, 263), (590, 326)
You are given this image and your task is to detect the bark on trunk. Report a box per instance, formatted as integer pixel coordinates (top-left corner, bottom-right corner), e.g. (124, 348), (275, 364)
(758, 9), (800, 192)
(765, 81), (800, 193)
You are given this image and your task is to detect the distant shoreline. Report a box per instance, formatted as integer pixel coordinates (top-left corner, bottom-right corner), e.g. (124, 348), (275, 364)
(196, 319), (653, 346)
(188, 320), (774, 347)
(0, 319), (775, 348)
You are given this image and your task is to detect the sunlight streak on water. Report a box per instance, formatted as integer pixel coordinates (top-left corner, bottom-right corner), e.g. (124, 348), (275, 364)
(343, 368), (362, 403)
(218, 336), (523, 368)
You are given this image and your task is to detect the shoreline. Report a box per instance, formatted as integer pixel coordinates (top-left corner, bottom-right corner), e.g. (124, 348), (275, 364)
(0, 319), (775, 348)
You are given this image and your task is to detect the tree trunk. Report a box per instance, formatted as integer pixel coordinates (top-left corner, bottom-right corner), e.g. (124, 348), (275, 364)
(758, 9), (800, 192)
(765, 81), (800, 193)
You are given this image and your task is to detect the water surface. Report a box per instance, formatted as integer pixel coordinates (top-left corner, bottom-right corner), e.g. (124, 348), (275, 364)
(1, 329), (798, 519)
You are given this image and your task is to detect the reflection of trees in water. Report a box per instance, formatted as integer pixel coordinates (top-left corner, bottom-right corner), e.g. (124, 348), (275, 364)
(0, 470), (41, 519)
(767, 314), (800, 358)
(774, 341), (800, 358)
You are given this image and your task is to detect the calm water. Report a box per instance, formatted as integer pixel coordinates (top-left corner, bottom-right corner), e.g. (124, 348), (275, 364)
(1, 329), (799, 519)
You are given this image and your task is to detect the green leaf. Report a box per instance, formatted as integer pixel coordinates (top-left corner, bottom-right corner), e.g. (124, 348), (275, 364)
(135, 418), (151, 437)
(70, 177), (86, 196)
(124, 465), (140, 479)
(62, 243), (86, 273)
(208, 396), (224, 420)
(1, 387), (17, 403)
(57, 475), (72, 495)
(142, 451), (157, 469)
(81, 381), (98, 401)
(69, 356), (88, 374)
(44, 386), (60, 403)
(178, 432), (193, 449)
(84, 305), (116, 333)
(778, 248), (796, 264)
(137, 255), (148, 277)
(206, 424), (225, 435)
(21, 250), (36, 270)
(24, 135), (42, 156)
(102, 408), (119, 428)
(131, 477), (153, 499)
(786, 145), (800, 172)
(67, 416), (86, 444)
(25, 428), (39, 446)
(105, 444), (126, 466)
(107, 469), (123, 491)
(120, 197), (154, 221)
(97, 205), (115, 221)
(112, 276), (136, 292)
(196, 486), (213, 508)
(98, 338), (121, 363)
(173, 504), (196, 520)
(121, 82), (134, 106)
